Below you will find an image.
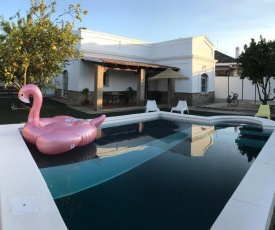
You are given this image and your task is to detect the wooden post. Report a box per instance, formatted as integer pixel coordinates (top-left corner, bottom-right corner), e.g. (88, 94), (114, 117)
(94, 65), (104, 111)
(137, 68), (145, 106)
(168, 79), (171, 107)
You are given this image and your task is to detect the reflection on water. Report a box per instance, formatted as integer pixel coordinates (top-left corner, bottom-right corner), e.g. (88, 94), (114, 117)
(169, 124), (215, 157)
(95, 122), (216, 158)
(235, 125), (271, 162)
(26, 141), (98, 168)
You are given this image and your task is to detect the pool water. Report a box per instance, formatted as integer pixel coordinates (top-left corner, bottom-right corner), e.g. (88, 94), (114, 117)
(28, 119), (271, 230)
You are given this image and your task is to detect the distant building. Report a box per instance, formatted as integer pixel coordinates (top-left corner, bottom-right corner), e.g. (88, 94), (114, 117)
(215, 48), (241, 77)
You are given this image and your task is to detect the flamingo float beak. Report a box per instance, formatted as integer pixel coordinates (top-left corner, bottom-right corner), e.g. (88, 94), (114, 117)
(19, 93), (30, 104)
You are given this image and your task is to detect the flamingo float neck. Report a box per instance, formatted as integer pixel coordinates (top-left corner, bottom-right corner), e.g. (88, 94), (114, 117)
(19, 84), (42, 124)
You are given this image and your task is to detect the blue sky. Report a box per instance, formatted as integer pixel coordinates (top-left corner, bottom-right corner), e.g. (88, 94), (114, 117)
(1, 0), (275, 57)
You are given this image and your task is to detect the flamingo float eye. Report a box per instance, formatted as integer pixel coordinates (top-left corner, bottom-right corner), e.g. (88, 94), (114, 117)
(20, 93), (24, 97)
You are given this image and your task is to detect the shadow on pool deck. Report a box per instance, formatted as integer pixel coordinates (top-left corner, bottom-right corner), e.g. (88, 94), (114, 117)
(196, 99), (275, 118)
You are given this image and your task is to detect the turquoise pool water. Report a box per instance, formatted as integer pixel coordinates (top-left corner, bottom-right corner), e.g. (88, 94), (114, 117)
(28, 119), (272, 230)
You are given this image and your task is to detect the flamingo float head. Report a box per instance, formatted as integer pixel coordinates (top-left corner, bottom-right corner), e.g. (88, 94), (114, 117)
(18, 84), (42, 104)
(18, 84), (43, 125)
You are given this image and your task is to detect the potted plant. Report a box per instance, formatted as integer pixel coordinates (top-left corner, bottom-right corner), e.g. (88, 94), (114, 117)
(124, 87), (136, 103)
(82, 88), (89, 104)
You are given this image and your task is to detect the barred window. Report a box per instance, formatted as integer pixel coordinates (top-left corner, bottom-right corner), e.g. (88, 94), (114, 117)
(103, 72), (109, 87)
(201, 74), (208, 93)
(63, 70), (68, 97)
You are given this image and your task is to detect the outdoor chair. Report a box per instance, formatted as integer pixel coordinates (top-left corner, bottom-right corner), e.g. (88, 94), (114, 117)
(171, 100), (189, 114)
(255, 104), (271, 119)
(145, 100), (160, 113)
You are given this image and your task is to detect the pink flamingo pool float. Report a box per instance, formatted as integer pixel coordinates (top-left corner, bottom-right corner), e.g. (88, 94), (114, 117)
(19, 84), (105, 155)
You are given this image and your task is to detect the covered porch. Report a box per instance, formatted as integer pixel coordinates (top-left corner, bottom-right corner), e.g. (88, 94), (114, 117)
(82, 56), (180, 111)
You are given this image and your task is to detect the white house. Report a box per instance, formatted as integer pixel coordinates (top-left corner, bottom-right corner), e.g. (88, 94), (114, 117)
(55, 28), (216, 110)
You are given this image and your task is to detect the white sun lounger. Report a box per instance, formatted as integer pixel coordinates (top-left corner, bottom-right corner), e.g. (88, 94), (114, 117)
(171, 100), (189, 114)
(145, 100), (160, 113)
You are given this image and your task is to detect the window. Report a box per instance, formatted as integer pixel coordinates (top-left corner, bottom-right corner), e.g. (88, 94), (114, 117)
(63, 70), (68, 97)
(201, 74), (208, 93)
(103, 72), (109, 87)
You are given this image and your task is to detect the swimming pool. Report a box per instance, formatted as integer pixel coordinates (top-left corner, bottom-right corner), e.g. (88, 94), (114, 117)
(28, 118), (272, 230)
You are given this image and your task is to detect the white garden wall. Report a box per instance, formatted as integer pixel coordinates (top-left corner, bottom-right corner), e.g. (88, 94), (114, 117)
(215, 77), (275, 101)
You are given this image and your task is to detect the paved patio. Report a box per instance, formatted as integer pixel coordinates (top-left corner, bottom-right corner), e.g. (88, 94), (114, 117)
(52, 97), (275, 118)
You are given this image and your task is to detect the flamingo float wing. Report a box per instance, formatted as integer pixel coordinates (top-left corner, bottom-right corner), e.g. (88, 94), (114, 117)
(37, 131), (82, 155)
(90, 114), (106, 127)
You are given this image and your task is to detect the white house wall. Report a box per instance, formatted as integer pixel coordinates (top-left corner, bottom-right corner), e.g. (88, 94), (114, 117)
(78, 30), (153, 62)
(152, 49), (191, 92)
(152, 38), (193, 59)
(191, 36), (216, 94)
(55, 59), (82, 92)
(153, 36), (216, 94)
(68, 60), (81, 91)
(105, 70), (137, 92)
(192, 36), (214, 59)
(153, 60), (191, 93)
(192, 61), (215, 93)
(81, 62), (95, 91)
(174, 62), (192, 93)
(152, 38), (193, 93)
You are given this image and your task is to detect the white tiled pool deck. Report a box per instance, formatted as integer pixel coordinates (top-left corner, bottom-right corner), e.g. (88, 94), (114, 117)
(1, 112), (275, 230)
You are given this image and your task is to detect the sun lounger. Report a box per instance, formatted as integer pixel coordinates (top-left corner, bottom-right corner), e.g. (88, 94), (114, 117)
(255, 104), (271, 119)
(171, 100), (189, 114)
(145, 100), (160, 113)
